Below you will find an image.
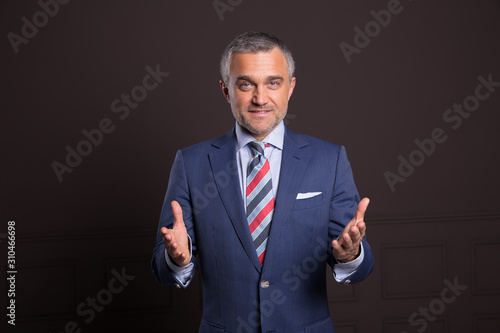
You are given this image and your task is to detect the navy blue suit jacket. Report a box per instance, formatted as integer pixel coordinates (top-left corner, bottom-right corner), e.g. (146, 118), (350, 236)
(152, 125), (374, 333)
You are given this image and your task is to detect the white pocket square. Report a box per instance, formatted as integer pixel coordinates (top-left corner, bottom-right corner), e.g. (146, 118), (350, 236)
(296, 192), (322, 200)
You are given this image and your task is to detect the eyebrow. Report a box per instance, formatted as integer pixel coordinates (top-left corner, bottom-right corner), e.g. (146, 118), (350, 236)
(267, 76), (284, 82)
(236, 75), (285, 83)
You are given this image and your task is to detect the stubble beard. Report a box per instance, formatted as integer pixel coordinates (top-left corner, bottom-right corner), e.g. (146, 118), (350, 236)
(237, 111), (285, 138)
(235, 103), (288, 138)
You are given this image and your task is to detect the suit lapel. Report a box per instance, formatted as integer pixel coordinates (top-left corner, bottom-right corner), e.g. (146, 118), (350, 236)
(264, 127), (311, 268)
(208, 129), (262, 272)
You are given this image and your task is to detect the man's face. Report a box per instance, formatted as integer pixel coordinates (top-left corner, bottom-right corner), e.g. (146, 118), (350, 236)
(220, 47), (296, 141)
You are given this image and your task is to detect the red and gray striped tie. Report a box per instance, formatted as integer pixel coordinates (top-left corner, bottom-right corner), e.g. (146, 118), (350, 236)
(246, 141), (274, 265)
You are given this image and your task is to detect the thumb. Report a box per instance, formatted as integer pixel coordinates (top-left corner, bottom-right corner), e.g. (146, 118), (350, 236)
(171, 200), (184, 228)
(354, 197), (370, 223)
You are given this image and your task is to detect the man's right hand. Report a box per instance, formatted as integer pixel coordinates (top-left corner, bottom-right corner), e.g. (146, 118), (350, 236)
(161, 200), (190, 267)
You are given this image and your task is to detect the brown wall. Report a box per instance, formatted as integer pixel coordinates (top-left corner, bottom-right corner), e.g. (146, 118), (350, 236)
(2, 0), (500, 332)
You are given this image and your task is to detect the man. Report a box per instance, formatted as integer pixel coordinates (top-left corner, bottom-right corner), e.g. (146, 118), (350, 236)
(152, 32), (374, 332)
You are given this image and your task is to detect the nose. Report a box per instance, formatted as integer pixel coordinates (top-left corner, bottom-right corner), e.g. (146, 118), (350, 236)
(252, 85), (269, 106)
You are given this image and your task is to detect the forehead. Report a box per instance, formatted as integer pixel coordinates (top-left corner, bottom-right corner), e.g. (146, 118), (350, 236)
(229, 48), (289, 80)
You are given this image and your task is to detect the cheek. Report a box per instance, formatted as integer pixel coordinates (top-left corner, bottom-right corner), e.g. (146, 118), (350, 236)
(273, 90), (289, 104)
(230, 99), (246, 117)
(233, 94), (251, 109)
(275, 96), (289, 110)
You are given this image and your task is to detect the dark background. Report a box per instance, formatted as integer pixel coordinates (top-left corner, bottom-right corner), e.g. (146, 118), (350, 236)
(2, 0), (500, 332)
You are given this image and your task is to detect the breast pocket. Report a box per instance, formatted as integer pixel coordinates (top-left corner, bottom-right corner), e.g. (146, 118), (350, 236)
(292, 192), (325, 210)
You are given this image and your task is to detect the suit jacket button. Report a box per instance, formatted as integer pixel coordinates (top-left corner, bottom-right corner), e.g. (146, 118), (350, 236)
(343, 279), (351, 285)
(260, 280), (270, 289)
(174, 283), (181, 289)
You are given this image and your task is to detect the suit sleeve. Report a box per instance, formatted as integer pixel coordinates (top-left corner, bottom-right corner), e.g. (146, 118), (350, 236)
(151, 150), (197, 288)
(328, 145), (374, 284)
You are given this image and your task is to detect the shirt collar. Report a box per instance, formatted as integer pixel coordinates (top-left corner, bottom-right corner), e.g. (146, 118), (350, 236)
(235, 120), (285, 151)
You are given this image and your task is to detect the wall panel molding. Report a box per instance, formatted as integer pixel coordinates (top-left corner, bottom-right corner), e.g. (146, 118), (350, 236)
(103, 255), (174, 315)
(369, 213), (500, 225)
(17, 226), (155, 243)
(16, 260), (78, 322)
(382, 241), (447, 299)
(471, 239), (500, 295)
(12, 214), (500, 242)
(383, 316), (449, 333)
(472, 313), (500, 333)
(333, 320), (358, 333)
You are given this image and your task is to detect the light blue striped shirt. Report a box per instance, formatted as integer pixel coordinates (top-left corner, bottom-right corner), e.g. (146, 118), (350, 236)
(235, 120), (284, 199)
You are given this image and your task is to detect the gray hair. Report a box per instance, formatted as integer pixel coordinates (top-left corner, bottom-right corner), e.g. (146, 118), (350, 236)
(220, 31), (296, 84)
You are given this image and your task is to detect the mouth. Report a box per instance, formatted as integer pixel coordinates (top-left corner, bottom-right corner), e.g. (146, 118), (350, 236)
(248, 109), (271, 114)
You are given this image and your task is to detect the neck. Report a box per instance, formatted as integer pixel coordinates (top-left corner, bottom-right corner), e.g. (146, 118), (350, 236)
(251, 134), (266, 141)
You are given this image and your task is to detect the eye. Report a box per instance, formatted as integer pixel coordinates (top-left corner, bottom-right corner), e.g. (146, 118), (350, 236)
(239, 82), (252, 90)
(269, 81), (280, 88)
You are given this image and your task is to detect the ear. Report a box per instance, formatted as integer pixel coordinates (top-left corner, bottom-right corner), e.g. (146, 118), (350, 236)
(219, 80), (230, 103)
(287, 77), (296, 101)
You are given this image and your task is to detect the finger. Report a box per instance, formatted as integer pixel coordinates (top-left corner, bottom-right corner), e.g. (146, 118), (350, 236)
(171, 200), (184, 228)
(348, 225), (360, 243)
(342, 232), (353, 249)
(356, 221), (366, 239)
(331, 239), (344, 255)
(354, 197), (370, 223)
(170, 247), (187, 264)
(162, 228), (178, 247)
(167, 238), (183, 255)
(356, 220), (366, 232)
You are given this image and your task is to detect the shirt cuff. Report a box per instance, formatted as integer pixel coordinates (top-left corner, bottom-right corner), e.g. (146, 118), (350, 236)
(164, 235), (194, 287)
(333, 242), (365, 282)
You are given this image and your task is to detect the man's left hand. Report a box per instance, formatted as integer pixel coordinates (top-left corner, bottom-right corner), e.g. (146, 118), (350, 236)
(332, 197), (369, 263)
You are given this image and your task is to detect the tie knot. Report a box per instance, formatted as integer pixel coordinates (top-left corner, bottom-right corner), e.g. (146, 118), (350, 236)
(248, 141), (266, 156)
